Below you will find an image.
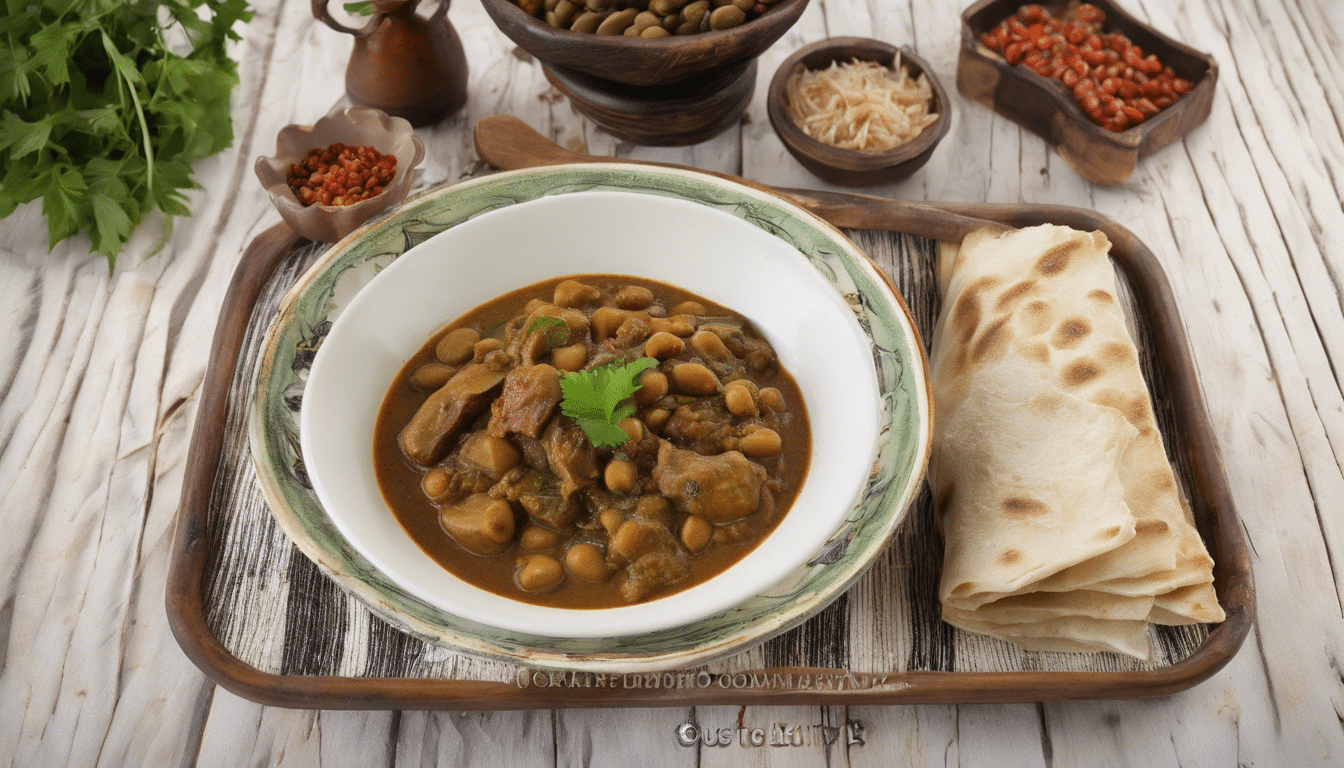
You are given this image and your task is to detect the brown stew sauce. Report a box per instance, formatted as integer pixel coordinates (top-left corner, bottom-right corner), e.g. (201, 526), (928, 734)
(373, 275), (810, 609)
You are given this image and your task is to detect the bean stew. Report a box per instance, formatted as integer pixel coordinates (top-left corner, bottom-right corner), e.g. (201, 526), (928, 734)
(373, 275), (811, 609)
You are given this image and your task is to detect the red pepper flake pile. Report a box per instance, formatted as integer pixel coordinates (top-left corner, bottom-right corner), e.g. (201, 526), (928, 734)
(979, 3), (1194, 133)
(286, 143), (397, 207)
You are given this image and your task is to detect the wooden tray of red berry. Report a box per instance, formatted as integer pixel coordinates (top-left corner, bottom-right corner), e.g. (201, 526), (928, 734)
(957, 0), (1217, 185)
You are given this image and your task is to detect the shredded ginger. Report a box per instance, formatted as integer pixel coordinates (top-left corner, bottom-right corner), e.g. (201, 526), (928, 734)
(785, 57), (938, 151)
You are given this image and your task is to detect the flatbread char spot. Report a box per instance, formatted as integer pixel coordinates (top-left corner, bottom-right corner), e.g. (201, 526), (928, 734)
(1063, 358), (1103, 387)
(1018, 300), (1053, 335)
(1035, 240), (1083, 274)
(1001, 496), (1049, 517)
(995, 280), (1038, 311)
(1052, 318), (1092, 349)
(972, 318), (1011, 363)
(952, 290), (984, 343)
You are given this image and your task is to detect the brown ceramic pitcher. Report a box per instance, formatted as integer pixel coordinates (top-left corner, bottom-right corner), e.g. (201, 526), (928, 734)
(313, 0), (468, 126)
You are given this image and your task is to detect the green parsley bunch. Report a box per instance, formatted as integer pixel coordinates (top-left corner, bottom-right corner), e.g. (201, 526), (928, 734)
(0, 0), (252, 267)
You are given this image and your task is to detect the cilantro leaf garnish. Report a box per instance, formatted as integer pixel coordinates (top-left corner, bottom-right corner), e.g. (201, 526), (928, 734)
(559, 357), (659, 449)
(526, 315), (570, 349)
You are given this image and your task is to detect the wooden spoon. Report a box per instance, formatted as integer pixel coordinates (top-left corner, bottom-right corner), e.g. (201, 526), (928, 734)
(472, 114), (1008, 242)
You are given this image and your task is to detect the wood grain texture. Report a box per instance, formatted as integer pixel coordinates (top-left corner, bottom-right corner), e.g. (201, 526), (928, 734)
(0, 0), (1340, 764)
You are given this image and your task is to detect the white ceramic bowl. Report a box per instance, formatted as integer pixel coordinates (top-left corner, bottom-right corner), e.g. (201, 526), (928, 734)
(299, 189), (880, 638)
(252, 162), (931, 671)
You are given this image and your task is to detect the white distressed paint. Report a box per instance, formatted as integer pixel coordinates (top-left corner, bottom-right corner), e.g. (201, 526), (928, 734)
(0, 0), (1340, 764)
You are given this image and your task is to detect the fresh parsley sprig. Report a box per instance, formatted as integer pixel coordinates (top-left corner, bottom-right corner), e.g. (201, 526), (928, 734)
(559, 357), (659, 449)
(0, 0), (252, 268)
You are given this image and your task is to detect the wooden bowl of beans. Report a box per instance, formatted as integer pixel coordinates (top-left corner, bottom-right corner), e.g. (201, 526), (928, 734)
(255, 108), (425, 242)
(957, 0), (1217, 185)
(479, 0), (809, 144)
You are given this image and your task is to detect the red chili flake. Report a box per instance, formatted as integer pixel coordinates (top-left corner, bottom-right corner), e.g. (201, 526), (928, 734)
(286, 142), (398, 208)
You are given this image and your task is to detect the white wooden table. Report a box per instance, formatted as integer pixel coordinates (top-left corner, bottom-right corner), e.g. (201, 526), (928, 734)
(2, 0), (1341, 763)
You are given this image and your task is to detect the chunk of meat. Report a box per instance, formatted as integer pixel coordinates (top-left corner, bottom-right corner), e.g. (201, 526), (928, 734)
(620, 549), (691, 602)
(739, 336), (777, 375)
(423, 460), (494, 503)
(489, 468), (580, 530)
(541, 418), (600, 499)
(689, 323), (747, 380)
(653, 441), (765, 523)
(508, 305), (589, 365)
(519, 490), (581, 530)
(512, 434), (550, 471)
(605, 517), (692, 601)
(603, 315), (652, 352)
(661, 400), (737, 455)
(696, 321), (778, 374)
(488, 364), (562, 439)
(606, 518), (675, 568)
(399, 361), (508, 466)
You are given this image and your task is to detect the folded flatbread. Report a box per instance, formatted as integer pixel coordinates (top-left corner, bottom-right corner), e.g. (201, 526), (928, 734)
(930, 224), (1224, 660)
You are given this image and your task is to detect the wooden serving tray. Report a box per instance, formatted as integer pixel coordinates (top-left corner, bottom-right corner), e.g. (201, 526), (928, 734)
(166, 198), (1252, 709)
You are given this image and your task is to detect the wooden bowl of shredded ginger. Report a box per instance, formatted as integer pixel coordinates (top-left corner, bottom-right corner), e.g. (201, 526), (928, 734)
(768, 38), (952, 186)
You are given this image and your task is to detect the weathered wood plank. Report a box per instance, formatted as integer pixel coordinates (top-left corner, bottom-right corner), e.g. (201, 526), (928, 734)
(1, 0), (1342, 764)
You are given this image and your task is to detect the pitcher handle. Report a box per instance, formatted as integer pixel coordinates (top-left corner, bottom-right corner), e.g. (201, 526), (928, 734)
(311, 0), (385, 37)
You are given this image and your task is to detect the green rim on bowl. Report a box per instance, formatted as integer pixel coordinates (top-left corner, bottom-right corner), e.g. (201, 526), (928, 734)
(249, 163), (932, 672)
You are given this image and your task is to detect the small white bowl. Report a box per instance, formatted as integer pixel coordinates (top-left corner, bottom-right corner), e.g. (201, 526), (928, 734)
(299, 189), (881, 638)
(254, 107), (425, 243)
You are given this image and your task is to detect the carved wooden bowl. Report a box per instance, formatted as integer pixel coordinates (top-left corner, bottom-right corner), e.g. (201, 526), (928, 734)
(767, 38), (952, 187)
(479, 0), (810, 144)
